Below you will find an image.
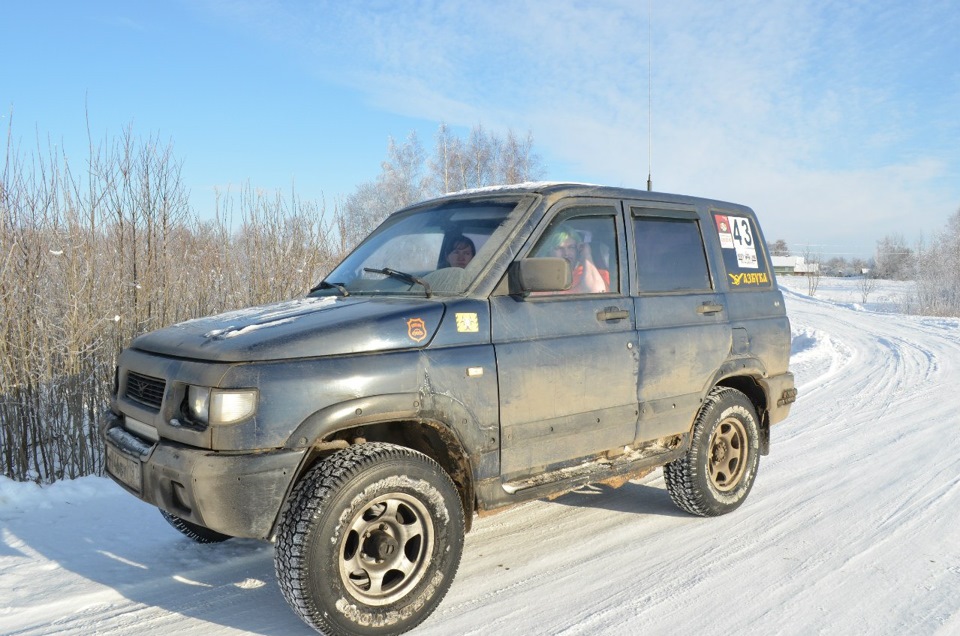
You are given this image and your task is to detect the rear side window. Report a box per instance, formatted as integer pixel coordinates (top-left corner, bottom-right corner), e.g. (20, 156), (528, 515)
(633, 217), (711, 292)
(712, 213), (772, 288)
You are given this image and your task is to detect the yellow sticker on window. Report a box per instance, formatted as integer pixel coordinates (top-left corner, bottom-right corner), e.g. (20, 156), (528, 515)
(728, 272), (769, 286)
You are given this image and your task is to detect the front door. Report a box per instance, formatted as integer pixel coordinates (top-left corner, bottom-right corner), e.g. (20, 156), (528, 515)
(491, 205), (639, 479)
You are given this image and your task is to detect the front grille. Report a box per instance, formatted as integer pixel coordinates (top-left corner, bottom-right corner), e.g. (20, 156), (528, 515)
(125, 371), (166, 410)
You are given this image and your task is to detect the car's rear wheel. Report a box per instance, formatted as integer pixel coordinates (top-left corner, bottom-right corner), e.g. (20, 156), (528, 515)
(664, 386), (760, 516)
(275, 442), (464, 636)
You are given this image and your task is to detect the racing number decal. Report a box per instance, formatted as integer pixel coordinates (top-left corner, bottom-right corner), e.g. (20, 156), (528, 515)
(732, 217), (752, 247)
(717, 215), (759, 270)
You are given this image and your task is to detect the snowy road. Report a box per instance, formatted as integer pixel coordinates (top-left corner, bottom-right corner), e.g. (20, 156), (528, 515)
(2, 278), (959, 635)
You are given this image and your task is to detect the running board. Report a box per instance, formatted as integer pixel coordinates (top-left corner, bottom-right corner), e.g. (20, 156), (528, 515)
(500, 435), (687, 497)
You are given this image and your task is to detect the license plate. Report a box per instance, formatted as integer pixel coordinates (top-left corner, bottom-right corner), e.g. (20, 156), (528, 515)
(106, 445), (142, 493)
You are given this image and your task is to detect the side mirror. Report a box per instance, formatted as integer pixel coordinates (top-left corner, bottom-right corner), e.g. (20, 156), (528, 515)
(511, 257), (572, 293)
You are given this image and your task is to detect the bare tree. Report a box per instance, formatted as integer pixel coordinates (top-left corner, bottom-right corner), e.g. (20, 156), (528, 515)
(498, 129), (542, 185)
(340, 132), (432, 246)
(802, 245), (823, 296)
(874, 233), (916, 281)
(0, 120), (344, 483)
(824, 256), (850, 276)
(468, 124), (497, 188)
(429, 122), (543, 194)
(432, 123), (458, 194)
(768, 239), (790, 257)
(850, 257), (870, 276)
(347, 123), (545, 245)
(858, 271), (878, 304)
(915, 208), (960, 315)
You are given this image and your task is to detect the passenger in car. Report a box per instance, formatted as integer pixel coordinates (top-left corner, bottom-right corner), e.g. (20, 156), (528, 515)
(545, 226), (609, 294)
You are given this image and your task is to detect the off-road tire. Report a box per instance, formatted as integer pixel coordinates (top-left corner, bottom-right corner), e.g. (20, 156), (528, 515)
(275, 442), (465, 636)
(160, 510), (232, 543)
(663, 386), (760, 517)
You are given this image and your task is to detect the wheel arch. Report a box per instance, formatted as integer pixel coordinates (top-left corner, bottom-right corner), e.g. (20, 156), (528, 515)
(713, 373), (770, 455)
(277, 394), (478, 535)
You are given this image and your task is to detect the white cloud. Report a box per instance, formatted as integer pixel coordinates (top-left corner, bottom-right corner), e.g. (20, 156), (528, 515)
(203, 0), (960, 255)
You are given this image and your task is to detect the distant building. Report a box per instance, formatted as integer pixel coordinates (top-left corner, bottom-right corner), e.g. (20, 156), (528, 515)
(772, 255), (820, 276)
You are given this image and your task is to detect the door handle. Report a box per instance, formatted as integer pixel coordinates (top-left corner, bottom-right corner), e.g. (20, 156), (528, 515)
(697, 302), (724, 315)
(597, 307), (629, 321)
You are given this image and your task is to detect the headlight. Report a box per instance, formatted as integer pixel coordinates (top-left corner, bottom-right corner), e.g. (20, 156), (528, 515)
(186, 386), (257, 425)
(211, 389), (258, 424)
(188, 386), (210, 422)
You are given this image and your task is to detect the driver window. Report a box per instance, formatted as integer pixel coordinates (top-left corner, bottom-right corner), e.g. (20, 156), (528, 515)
(532, 211), (618, 294)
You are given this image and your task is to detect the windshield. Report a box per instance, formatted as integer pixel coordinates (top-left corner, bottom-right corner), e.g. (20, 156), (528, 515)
(314, 198), (524, 297)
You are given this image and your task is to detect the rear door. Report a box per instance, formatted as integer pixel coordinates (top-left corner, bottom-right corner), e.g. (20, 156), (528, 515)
(627, 203), (732, 442)
(491, 202), (638, 479)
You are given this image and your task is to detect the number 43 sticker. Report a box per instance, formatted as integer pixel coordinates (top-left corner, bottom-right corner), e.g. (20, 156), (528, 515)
(715, 214), (759, 269)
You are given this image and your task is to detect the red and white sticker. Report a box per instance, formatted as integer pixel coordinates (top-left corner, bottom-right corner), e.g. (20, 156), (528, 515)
(715, 215), (735, 249)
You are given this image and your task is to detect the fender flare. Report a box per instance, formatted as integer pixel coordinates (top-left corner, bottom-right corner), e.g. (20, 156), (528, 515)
(276, 392), (496, 534)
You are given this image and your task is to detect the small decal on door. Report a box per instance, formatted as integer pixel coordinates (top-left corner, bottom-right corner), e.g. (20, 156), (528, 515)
(407, 318), (427, 342)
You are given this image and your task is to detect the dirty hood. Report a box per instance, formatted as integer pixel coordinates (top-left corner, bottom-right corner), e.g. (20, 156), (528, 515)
(131, 296), (445, 362)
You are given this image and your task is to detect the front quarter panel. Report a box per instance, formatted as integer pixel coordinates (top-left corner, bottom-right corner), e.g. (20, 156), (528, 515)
(283, 299), (500, 479)
(217, 348), (424, 450)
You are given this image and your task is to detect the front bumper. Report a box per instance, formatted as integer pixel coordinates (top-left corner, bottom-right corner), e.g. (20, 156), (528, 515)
(102, 412), (305, 540)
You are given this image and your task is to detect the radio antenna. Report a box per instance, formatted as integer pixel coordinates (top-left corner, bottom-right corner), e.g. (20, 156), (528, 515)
(646, 0), (653, 192)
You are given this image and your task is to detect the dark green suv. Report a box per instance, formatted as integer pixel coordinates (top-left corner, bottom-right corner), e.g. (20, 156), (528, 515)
(103, 183), (796, 636)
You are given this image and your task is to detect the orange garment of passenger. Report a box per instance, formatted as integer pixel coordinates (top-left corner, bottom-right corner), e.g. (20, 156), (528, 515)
(571, 264), (610, 290)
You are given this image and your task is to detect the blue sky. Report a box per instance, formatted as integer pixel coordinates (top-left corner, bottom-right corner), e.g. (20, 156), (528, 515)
(3, 1), (959, 257)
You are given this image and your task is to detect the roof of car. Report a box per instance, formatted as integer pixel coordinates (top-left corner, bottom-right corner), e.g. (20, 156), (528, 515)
(421, 182), (752, 213)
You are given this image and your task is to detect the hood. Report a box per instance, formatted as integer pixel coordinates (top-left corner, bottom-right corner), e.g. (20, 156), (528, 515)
(131, 296), (446, 362)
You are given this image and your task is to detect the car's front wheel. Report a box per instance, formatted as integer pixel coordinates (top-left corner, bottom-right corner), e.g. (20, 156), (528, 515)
(275, 442), (465, 636)
(664, 386), (761, 516)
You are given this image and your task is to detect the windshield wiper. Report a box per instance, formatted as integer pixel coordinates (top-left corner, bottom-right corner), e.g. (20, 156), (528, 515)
(363, 267), (433, 297)
(309, 280), (350, 296)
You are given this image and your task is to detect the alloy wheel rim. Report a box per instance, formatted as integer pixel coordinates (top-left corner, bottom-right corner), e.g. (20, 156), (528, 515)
(338, 492), (434, 606)
(708, 417), (747, 492)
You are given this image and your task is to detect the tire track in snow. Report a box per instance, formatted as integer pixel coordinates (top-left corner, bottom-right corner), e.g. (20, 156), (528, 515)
(780, 290), (944, 448)
(762, 284), (960, 633)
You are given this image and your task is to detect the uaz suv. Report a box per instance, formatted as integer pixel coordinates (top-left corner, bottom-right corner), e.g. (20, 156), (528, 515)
(103, 183), (796, 635)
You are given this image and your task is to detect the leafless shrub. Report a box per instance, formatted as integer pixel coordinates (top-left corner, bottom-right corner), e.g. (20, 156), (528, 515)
(858, 273), (878, 304)
(1, 122), (344, 483)
(915, 209), (960, 316)
(768, 239), (790, 257)
(802, 246), (822, 297)
(874, 233), (916, 281)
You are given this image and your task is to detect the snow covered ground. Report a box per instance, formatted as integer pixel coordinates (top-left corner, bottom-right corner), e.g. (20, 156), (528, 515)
(2, 277), (959, 635)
